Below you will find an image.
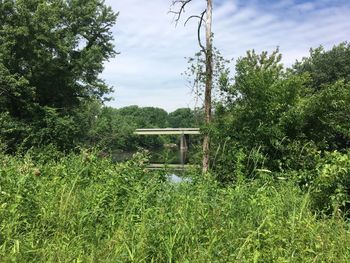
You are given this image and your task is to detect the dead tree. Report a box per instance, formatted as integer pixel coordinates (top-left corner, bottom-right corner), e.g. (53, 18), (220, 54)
(170, 0), (213, 173)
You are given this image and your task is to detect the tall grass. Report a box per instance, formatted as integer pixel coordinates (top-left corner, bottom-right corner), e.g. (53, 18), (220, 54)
(0, 151), (349, 262)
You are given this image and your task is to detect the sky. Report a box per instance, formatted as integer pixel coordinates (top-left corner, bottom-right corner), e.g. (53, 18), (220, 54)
(102, 0), (350, 112)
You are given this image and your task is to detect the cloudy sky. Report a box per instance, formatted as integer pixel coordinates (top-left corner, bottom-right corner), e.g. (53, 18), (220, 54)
(103, 0), (350, 112)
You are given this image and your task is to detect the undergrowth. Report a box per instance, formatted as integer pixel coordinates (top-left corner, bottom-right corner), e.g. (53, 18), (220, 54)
(0, 150), (349, 262)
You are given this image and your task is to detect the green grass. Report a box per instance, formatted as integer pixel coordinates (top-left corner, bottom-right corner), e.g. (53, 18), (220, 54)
(1, 151), (349, 262)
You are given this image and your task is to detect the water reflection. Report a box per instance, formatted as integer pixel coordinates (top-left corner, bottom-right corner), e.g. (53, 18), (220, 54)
(167, 174), (192, 184)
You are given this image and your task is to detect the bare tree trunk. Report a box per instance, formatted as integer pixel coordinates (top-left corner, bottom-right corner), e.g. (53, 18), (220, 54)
(170, 0), (213, 173)
(202, 0), (212, 173)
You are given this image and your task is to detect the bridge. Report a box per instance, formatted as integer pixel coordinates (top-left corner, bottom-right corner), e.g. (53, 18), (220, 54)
(134, 128), (200, 135)
(134, 128), (201, 169)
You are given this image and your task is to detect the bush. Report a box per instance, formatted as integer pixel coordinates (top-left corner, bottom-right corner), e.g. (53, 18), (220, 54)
(1, 151), (350, 262)
(309, 150), (350, 214)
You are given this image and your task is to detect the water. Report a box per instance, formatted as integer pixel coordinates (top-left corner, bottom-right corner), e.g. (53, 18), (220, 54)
(112, 148), (195, 184)
(167, 173), (192, 184)
(168, 174), (184, 183)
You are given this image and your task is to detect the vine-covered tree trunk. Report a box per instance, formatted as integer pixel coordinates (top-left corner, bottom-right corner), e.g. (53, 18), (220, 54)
(202, 0), (213, 173)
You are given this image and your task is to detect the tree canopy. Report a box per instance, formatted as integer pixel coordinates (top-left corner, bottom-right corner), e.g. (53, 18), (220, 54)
(211, 43), (350, 182)
(0, 0), (117, 151)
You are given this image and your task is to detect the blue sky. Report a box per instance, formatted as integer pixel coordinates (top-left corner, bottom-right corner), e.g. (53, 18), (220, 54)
(103, 0), (350, 112)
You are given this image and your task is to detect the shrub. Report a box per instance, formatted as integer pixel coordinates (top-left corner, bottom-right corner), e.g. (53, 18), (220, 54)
(309, 150), (350, 214)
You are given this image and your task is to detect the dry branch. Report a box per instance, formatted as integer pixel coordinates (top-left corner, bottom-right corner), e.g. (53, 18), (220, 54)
(170, 0), (206, 53)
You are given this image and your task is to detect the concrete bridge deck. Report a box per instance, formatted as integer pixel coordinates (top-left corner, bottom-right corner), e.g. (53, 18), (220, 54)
(134, 128), (200, 135)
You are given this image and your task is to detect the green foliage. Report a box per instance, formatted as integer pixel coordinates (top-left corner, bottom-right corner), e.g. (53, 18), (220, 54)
(211, 49), (308, 174)
(88, 105), (170, 151)
(85, 105), (202, 152)
(1, 151), (350, 262)
(24, 107), (80, 150)
(0, 0), (117, 152)
(184, 47), (232, 101)
(211, 44), (350, 182)
(291, 80), (350, 150)
(309, 150), (350, 214)
(0, 101), (102, 153)
(0, 112), (30, 152)
(168, 108), (199, 128)
(0, 0), (117, 113)
(207, 44), (350, 215)
(293, 42), (350, 90)
(225, 49), (307, 149)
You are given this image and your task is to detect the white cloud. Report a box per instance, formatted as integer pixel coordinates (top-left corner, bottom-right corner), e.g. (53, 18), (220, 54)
(102, 0), (350, 112)
(295, 2), (315, 12)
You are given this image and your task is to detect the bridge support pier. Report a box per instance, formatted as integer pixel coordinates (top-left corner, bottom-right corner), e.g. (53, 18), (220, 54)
(180, 134), (189, 166)
(133, 128), (200, 170)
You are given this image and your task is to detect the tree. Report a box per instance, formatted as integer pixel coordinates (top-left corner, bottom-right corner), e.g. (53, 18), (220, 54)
(211, 49), (308, 180)
(291, 42), (350, 151)
(226, 49), (306, 150)
(293, 42), (350, 90)
(0, 0), (117, 151)
(88, 106), (170, 151)
(170, 0), (213, 172)
(168, 108), (196, 128)
(211, 45), (350, 182)
(289, 80), (350, 151)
